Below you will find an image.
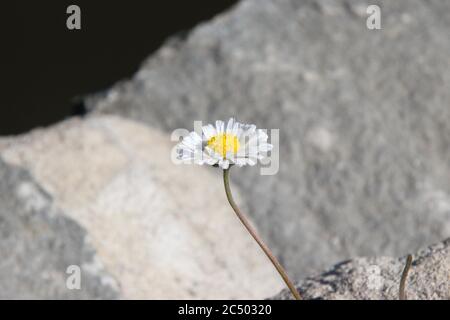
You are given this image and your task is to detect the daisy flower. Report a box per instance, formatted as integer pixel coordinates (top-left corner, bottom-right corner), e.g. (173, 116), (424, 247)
(175, 118), (301, 300)
(176, 118), (273, 169)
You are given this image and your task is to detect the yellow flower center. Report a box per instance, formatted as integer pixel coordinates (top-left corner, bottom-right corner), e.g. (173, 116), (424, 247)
(207, 134), (240, 157)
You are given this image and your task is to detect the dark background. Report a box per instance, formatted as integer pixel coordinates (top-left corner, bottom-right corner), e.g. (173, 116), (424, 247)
(0, 1), (238, 135)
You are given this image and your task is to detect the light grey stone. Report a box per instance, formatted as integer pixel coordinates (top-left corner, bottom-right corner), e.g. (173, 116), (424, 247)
(273, 239), (450, 300)
(86, 0), (450, 278)
(0, 116), (283, 299)
(0, 159), (119, 299)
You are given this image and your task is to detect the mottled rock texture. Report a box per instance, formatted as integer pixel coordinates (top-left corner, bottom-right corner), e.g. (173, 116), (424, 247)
(273, 239), (450, 300)
(0, 115), (282, 299)
(0, 159), (119, 299)
(87, 0), (450, 278)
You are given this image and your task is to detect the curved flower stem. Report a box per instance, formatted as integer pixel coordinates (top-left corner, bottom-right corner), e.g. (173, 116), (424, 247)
(223, 168), (302, 300)
(399, 254), (413, 300)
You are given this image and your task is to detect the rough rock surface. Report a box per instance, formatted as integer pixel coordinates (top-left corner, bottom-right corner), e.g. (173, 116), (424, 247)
(87, 0), (450, 278)
(0, 115), (283, 299)
(273, 239), (450, 300)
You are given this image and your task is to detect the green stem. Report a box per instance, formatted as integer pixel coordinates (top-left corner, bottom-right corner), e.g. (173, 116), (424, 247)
(223, 167), (302, 300)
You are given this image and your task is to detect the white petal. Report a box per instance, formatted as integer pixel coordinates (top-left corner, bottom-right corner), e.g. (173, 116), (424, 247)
(181, 131), (203, 149)
(204, 146), (224, 161)
(246, 158), (257, 166)
(234, 158), (247, 167)
(242, 124), (256, 136)
(205, 157), (219, 166)
(226, 118), (235, 134)
(202, 124), (217, 140)
(256, 129), (269, 142)
(258, 143), (273, 152)
(201, 148), (220, 164)
(215, 120), (225, 134)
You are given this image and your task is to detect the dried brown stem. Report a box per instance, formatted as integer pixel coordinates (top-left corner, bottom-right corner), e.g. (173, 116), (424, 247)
(223, 167), (302, 300)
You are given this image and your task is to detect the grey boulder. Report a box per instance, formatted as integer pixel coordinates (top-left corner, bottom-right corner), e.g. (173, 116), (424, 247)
(0, 115), (282, 299)
(273, 238), (450, 300)
(0, 159), (119, 299)
(87, 0), (450, 278)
